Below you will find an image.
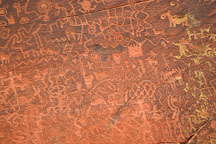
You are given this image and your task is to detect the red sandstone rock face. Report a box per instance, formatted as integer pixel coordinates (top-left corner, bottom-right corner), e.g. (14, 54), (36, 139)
(0, 0), (216, 143)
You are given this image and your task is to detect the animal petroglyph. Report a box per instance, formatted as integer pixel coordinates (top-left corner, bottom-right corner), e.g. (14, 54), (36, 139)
(161, 11), (189, 27)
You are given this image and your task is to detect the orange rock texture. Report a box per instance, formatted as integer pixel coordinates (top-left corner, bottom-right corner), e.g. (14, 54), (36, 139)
(0, 0), (216, 143)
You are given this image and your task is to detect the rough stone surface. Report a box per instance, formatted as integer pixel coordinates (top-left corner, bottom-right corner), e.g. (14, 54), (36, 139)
(0, 0), (216, 143)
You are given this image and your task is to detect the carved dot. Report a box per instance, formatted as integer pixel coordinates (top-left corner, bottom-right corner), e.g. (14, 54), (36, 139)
(170, 1), (176, 6)
(20, 17), (29, 24)
(161, 15), (166, 19)
(117, 35), (123, 41)
(41, 3), (48, 9)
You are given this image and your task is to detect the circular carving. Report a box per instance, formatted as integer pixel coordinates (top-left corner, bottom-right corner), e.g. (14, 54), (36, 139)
(160, 14), (166, 19)
(170, 1), (176, 6)
(0, 8), (7, 16)
(88, 27), (96, 34)
(0, 27), (10, 39)
(116, 35), (123, 42)
(20, 17), (29, 24)
(90, 52), (101, 62)
(36, 0), (52, 13)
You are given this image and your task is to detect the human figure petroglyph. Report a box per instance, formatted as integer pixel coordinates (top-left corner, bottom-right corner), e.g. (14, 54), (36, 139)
(13, 3), (21, 17)
(146, 57), (158, 66)
(36, 0), (52, 22)
(173, 40), (190, 59)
